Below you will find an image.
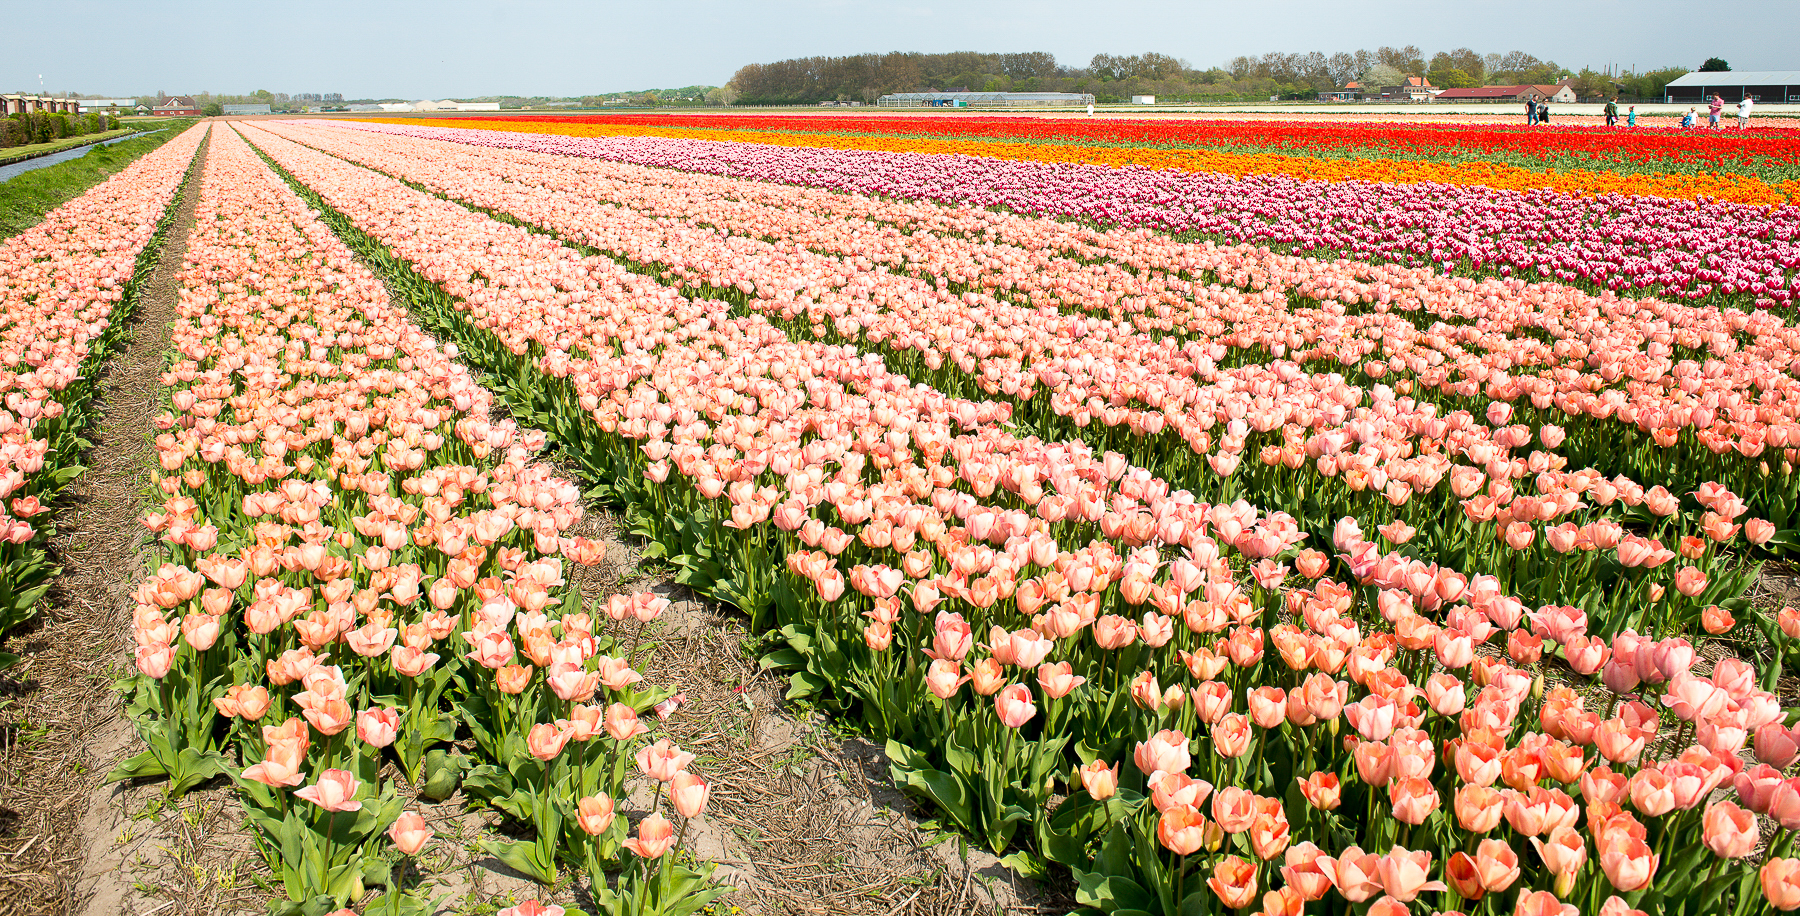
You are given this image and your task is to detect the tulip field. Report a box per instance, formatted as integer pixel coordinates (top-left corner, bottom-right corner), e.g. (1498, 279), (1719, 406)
(8, 109), (1800, 916)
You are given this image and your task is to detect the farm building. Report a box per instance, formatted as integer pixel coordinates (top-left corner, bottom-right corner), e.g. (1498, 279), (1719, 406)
(1378, 76), (1439, 101)
(0, 94), (80, 115)
(222, 104), (272, 115)
(1663, 71), (1800, 103)
(1435, 84), (1576, 103)
(154, 96), (201, 116)
(877, 91), (1096, 108)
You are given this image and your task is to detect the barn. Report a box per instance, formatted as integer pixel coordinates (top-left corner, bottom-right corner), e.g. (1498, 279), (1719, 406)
(1663, 71), (1800, 104)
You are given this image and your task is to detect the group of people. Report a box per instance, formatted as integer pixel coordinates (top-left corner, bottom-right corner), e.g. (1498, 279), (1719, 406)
(1602, 97), (1636, 127)
(1526, 91), (1755, 130)
(1679, 92), (1755, 128)
(1532, 95), (1639, 128)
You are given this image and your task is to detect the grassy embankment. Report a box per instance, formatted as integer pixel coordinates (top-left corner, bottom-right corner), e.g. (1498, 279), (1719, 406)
(0, 122), (193, 240)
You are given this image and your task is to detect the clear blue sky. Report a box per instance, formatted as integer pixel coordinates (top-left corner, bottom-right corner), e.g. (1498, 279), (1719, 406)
(6, 0), (1794, 99)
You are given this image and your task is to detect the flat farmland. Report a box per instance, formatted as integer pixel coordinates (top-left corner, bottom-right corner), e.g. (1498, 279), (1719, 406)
(5, 108), (1800, 916)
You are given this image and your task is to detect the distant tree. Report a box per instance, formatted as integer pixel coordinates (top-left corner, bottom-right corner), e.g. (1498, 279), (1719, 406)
(1568, 68), (1618, 100)
(1139, 52), (1188, 80)
(1445, 47), (1485, 80)
(1429, 67), (1477, 89)
(1326, 52), (1358, 85)
(1619, 66), (1687, 101)
(1090, 53), (1126, 81)
(201, 101), (223, 117)
(705, 86), (738, 106)
(1361, 63), (1404, 89)
(1000, 52), (1058, 81)
(1376, 45), (1425, 76)
(1700, 57), (1730, 72)
(1428, 50), (1485, 84)
(721, 45), (1600, 106)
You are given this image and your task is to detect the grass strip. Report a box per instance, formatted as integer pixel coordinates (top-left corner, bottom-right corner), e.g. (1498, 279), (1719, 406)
(0, 128), (190, 241)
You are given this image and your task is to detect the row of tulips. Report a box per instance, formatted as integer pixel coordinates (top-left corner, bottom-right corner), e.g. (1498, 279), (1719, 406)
(235, 120), (1800, 915)
(0, 124), (206, 661)
(114, 125), (725, 916)
(471, 113), (1800, 180)
(272, 121), (1800, 479)
(256, 121), (1777, 651)
(295, 118), (1800, 467)
(362, 115), (1800, 211)
(333, 119), (1799, 310)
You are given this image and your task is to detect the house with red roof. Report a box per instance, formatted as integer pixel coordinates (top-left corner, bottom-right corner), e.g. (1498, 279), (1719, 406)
(1379, 76), (1439, 101)
(153, 95), (201, 116)
(1434, 84), (1576, 103)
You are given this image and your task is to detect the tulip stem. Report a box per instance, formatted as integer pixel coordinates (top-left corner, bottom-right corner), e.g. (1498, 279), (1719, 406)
(1176, 853), (1186, 907)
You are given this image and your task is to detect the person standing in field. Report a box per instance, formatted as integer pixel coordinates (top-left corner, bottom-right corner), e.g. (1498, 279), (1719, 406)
(1738, 94), (1754, 129)
(1681, 107), (1697, 128)
(1538, 99), (1551, 125)
(1604, 96), (1619, 127)
(1526, 96), (1537, 124)
(1627, 105), (1637, 127)
(1708, 93), (1724, 128)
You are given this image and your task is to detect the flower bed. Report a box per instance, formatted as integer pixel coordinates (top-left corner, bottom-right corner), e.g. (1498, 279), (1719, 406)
(233, 119), (1800, 915)
(452, 113), (1800, 179)
(256, 120), (1778, 642)
(362, 115), (1800, 207)
(0, 122), (205, 659)
(111, 125), (721, 915)
(332, 120), (1800, 310)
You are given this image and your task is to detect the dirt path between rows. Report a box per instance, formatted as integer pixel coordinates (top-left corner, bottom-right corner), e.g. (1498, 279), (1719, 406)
(586, 527), (1055, 916)
(0, 133), (226, 916)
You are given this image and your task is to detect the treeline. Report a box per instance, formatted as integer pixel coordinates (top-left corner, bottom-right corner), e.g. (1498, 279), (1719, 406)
(727, 48), (1690, 104)
(731, 51), (1068, 104)
(1229, 47), (1686, 101)
(1, 111), (120, 150)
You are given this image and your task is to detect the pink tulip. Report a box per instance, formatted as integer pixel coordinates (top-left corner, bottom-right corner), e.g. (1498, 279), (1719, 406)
(1315, 846), (1384, 902)
(668, 771), (710, 818)
(1156, 806), (1209, 856)
(1206, 856), (1258, 909)
(1133, 729), (1191, 778)
(577, 794), (616, 835)
(387, 811), (433, 854)
(357, 707), (401, 748)
(636, 738), (695, 782)
(242, 741), (306, 788)
(1764, 858), (1800, 911)
(1704, 801), (1758, 859)
(1079, 760), (1119, 800)
(623, 813), (676, 859)
(296, 769), (362, 812)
